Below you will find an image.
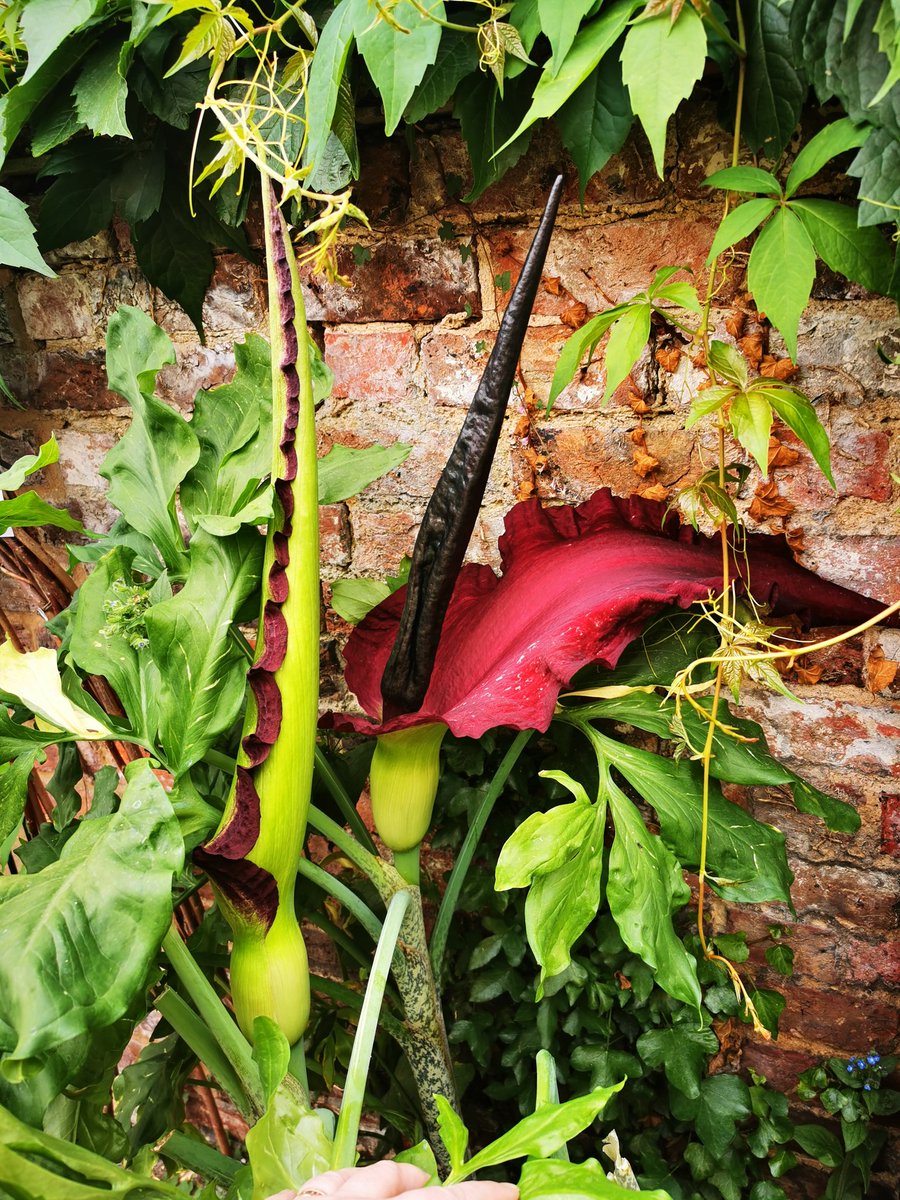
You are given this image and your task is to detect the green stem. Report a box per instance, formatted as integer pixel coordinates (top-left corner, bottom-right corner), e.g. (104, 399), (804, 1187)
(535, 1049), (569, 1161)
(203, 747), (237, 774)
(393, 845), (421, 887)
(309, 974), (411, 1049)
(431, 729), (533, 985)
(314, 744), (377, 853)
(159, 1130), (240, 1183)
(161, 925), (265, 1117)
(307, 804), (397, 899)
(289, 1039), (309, 1093)
(296, 856), (384, 942)
(155, 988), (252, 1120)
(331, 890), (412, 1170)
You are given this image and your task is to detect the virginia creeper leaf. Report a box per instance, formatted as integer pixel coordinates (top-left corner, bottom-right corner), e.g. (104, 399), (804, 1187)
(19, 0), (97, 85)
(703, 165), (782, 195)
(456, 70), (535, 202)
(742, 0), (807, 156)
(404, 29), (479, 123)
(785, 117), (871, 198)
(303, 0), (357, 175)
(0, 186), (54, 275)
(791, 198), (894, 295)
(73, 40), (132, 139)
(555, 55), (633, 201)
(754, 383), (834, 486)
(708, 340), (749, 388)
(620, 5), (707, 176)
(746, 206), (816, 360)
(705, 197), (777, 264)
(539, 0), (597, 75)
(729, 390), (774, 474)
(548, 306), (627, 407)
(355, 0), (444, 136)
(848, 127), (900, 227)
(602, 301), (650, 402)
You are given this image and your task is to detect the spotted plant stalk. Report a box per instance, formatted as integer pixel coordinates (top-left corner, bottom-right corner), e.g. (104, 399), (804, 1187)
(195, 180), (319, 1044)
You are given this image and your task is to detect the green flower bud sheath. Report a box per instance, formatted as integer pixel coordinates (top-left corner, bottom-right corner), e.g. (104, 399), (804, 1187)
(370, 722), (447, 863)
(195, 180), (319, 1045)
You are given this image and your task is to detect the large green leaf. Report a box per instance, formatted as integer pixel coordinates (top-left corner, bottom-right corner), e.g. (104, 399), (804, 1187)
(620, 5), (707, 176)
(0, 186), (54, 275)
(496, 796), (595, 890)
(742, 0), (807, 156)
(303, 0), (358, 175)
(0, 750), (42, 848)
(67, 547), (160, 743)
(113, 1032), (195, 1154)
(746, 206), (816, 360)
(548, 306), (627, 407)
(606, 778), (701, 1010)
(180, 335), (273, 531)
(497, 0), (637, 153)
(0, 435), (58, 491)
(602, 301), (650, 402)
(19, 0), (98, 84)
(101, 307), (198, 571)
(556, 55), (633, 200)
(636, 1026), (719, 1100)
(404, 28), (479, 123)
(729, 390), (773, 475)
(456, 70), (536, 202)
(785, 116), (871, 197)
(0, 760), (182, 1077)
(73, 40), (131, 139)
(318, 442), (412, 505)
(519, 1157), (672, 1200)
(539, 0), (596, 75)
(705, 197), (777, 264)
(755, 382), (834, 486)
(0, 490), (88, 534)
(145, 529), (261, 778)
(245, 1084), (333, 1200)
(791, 198), (894, 295)
(355, 0), (444, 136)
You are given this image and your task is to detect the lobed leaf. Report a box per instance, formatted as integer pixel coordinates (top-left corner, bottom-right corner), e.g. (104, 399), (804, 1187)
(355, 0), (444, 136)
(0, 186), (54, 276)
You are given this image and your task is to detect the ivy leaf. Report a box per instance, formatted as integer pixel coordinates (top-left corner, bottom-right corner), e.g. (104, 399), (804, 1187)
(785, 116), (871, 198)
(696, 1074), (752, 1159)
(746, 206), (816, 360)
(539, 0), (596, 75)
(606, 779), (701, 1010)
(620, 5), (707, 176)
(848, 126), (900, 227)
(765, 943), (795, 975)
(729, 390), (773, 474)
(0, 186), (54, 275)
(753, 383), (834, 487)
(456, 70), (535, 203)
(556, 55), (633, 201)
(742, 0), (807, 156)
(602, 301), (650, 401)
(496, 0), (637, 154)
(355, 0), (444, 136)
(791, 198), (894, 295)
(303, 0), (357, 176)
(73, 40), (132, 139)
(636, 1027), (719, 1100)
(705, 197), (778, 264)
(747, 988), (786, 1037)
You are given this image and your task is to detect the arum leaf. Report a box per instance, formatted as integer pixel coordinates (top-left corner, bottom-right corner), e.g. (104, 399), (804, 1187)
(67, 546), (160, 743)
(0, 749), (42, 847)
(746, 207), (816, 360)
(703, 165), (782, 195)
(0, 186), (54, 276)
(705, 197), (777, 264)
(496, 800), (595, 890)
(457, 1083), (624, 1179)
(194, 491), (272, 536)
(790, 776), (860, 832)
(548, 306), (627, 407)
(0, 435), (58, 491)
(0, 760), (182, 1075)
(539, 0), (597, 75)
(729, 390), (774, 475)
(708, 340), (749, 388)
(496, 0), (637, 155)
(742, 0), (806, 157)
(244, 1082), (334, 1200)
(318, 442), (412, 505)
(602, 301), (650, 402)
(555, 56), (633, 201)
(330, 578), (393, 625)
(435, 1094), (468, 1175)
(620, 5), (707, 176)
(145, 529), (262, 778)
(519, 1157), (672, 1200)
(791, 198), (894, 296)
(101, 307), (199, 570)
(754, 384), (834, 487)
(0, 491), (88, 534)
(0, 643), (113, 740)
(785, 117), (871, 198)
(606, 779), (702, 1010)
(355, 0), (444, 136)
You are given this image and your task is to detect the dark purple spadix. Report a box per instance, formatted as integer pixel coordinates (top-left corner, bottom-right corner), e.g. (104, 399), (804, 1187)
(380, 175), (565, 718)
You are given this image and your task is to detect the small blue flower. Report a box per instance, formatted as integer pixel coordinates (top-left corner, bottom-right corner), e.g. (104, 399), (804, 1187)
(847, 1064), (854, 1072)
(864, 1083), (872, 1091)
(856, 1059), (867, 1069)
(867, 1054), (880, 1064)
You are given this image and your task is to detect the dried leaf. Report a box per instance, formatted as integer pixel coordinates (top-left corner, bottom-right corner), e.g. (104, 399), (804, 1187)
(785, 526), (805, 553)
(738, 333), (764, 369)
(767, 437), (801, 469)
(725, 312), (746, 339)
(627, 385), (651, 414)
(748, 479), (795, 522)
(866, 645), (899, 693)
(562, 301), (589, 330)
(640, 482), (669, 501)
(655, 346), (682, 372)
(759, 356), (798, 381)
(544, 275), (564, 296)
(633, 449), (660, 477)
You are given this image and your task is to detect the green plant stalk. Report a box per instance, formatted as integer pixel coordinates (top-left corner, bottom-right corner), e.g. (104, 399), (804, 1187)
(296, 857), (384, 942)
(201, 178), (320, 1046)
(314, 743), (378, 852)
(331, 889), (412, 1169)
(159, 1130), (241, 1182)
(161, 925), (265, 1116)
(431, 728), (533, 984)
(535, 1049), (569, 1161)
(154, 988), (253, 1119)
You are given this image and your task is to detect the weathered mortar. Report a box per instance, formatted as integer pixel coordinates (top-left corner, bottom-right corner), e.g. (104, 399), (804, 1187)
(0, 104), (898, 1191)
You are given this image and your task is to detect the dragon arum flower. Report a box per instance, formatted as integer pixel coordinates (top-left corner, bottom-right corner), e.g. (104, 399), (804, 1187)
(325, 487), (888, 851)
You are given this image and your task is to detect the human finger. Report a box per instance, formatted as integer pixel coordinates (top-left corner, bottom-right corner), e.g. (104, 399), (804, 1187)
(297, 1162), (431, 1198)
(435, 1184), (518, 1200)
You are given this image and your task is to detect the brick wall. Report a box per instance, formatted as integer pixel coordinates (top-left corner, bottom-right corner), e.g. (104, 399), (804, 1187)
(0, 104), (898, 1188)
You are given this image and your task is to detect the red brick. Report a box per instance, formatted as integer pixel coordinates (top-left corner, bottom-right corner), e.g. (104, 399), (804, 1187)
(326, 327), (417, 405)
(776, 984), (898, 1049)
(844, 935), (900, 990)
(741, 1040), (819, 1093)
(789, 860), (898, 930)
(302, 239), (479, 323)
(23, 350), (118, 411)
(17, 273), (93, 341)
(882, 794), (900, 856)
(774, 423), (892, 507)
